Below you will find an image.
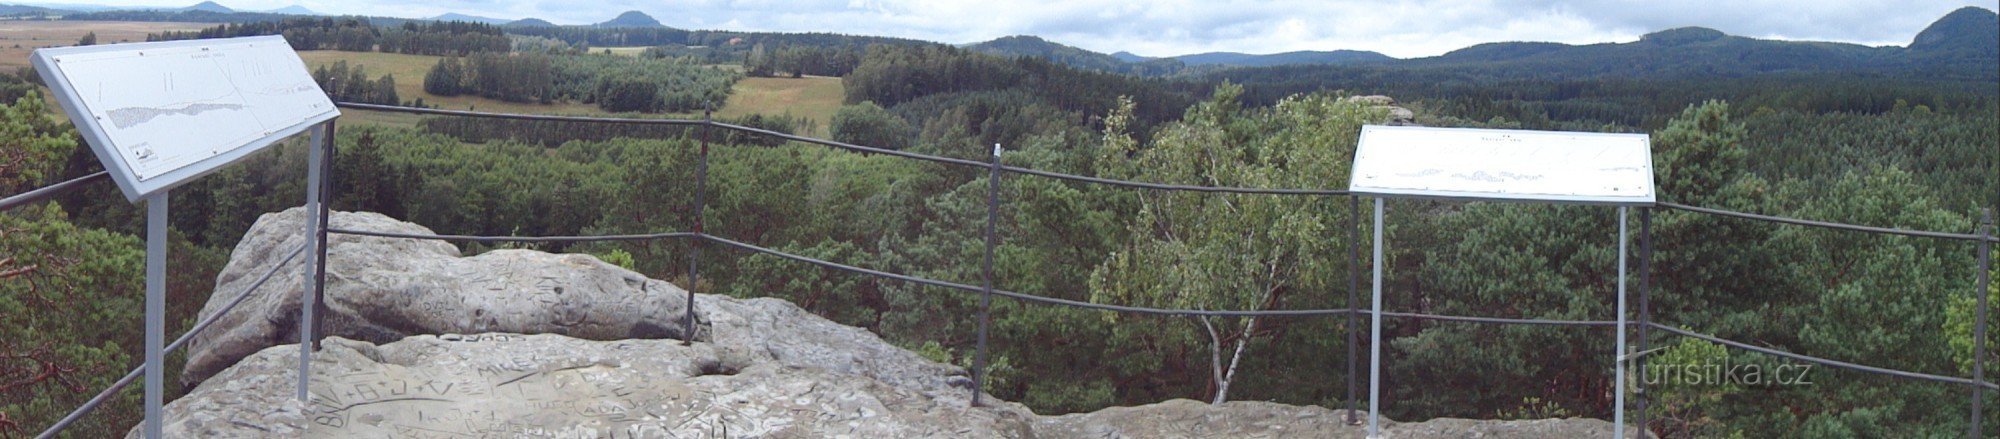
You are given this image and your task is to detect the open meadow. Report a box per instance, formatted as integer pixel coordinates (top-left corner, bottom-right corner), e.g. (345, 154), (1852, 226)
(299, 50), (843, 135)
(0, 21), (208, 70)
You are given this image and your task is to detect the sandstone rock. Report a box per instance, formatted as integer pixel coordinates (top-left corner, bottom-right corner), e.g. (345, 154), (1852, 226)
(137, 333), (1032, 438)
(694, 294), (993, 409)
(1343, 95), (1418, 125)
(155, 209), (1644, 438)
(1345, 95), (1397, 106)
(182, 208), (704, 389)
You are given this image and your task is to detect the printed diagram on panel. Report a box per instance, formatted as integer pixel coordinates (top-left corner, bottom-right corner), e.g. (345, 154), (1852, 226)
(51, 40), (332, 181)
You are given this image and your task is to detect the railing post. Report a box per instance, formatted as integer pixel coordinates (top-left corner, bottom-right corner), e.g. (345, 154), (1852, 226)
(297, 120), (332, 404)
(1615, 206), (1629, 439)
(1636, 207), (1652, 437)
(1972, 208), (1992, 439)
(313, 120), (336, 351)
(1346, 194), (1361, 424)
(142, 191), (167, 439)
(974, 143), (1001, 406)
(686, 106), (710, 346)
(1368, 197), (1385, 439)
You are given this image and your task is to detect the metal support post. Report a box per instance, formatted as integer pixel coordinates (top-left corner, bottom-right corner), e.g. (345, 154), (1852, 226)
(312, 121), (336, 351)
(1368, 197), (1385, 438)
(1346, 195), (1360, 424)
(1615, 206), (1629, 439)
(974, 144), (1001, 406)
(686, 107), (710, 346)
(143, 191), (167, 439)
(1972, 208), (1992, 439)
(1636, 208), (1652, 436)
(297, 121), (329, 403)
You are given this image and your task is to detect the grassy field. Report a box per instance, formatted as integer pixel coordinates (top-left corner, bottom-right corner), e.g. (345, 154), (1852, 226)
(0, 21), (210, 69)
(718, 76), (845, 137)
(6, 33), (847, 135)
(595, 46), (651, 57)
(303, 51), (847, 135)
(297, 50), (608, 115)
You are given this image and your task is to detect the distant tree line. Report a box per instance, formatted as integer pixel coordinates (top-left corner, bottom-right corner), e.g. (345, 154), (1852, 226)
(63, 9), (293, 23)
(148, 17), (509, 56)
(845, 44), (1201, 131)
(423, 53), (738, 113)
(742, 44), (865, 78)
(417, 112), (809, 148)
(312, 60), (400, 105)
(422, 53), (555, 104)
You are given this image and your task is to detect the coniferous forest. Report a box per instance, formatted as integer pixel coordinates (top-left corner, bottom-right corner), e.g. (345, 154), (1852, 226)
(2, 7), (1997, 439)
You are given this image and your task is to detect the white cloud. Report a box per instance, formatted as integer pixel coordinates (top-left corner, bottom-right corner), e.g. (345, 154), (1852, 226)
(68, 0), (2000, 57)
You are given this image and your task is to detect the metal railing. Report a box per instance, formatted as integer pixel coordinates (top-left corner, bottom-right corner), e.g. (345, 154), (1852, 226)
(2, 101), (1992, 438)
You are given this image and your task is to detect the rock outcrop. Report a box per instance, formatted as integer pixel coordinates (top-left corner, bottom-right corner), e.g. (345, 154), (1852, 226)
(151, 208), (1644, 438)
(152, 334), (1027, 438)
(1345, 95), (1419, 125)
(182, 208), (705, 389)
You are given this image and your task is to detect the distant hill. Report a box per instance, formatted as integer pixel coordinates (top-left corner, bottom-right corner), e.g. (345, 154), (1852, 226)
(1110, 51), (1153, 62)
(9, 2), (115, 12)
(967, 35), (1145, 72)
(432, 12), (509, 25)
(596, 10), (662, 28)
(1174, 50), (1392, 67)
(1909, 6), (1998, 53)
(1216, 7), (1999, 92)
(1403, 19), (1999, 80)
(0, 4), (69, 16)
(506, 17), (556, 27)
(969, 35), (1390, 75)
(1435, 42), (1570, 62)
(264, 5), (316, 15)
(181, 1), (231, 13)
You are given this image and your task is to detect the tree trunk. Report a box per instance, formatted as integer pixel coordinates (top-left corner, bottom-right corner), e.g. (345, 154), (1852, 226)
(1199, 315), (1225, 403)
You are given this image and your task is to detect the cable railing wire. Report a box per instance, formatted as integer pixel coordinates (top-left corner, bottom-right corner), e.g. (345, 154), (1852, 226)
(314, 225), (2000, 390)
(325, 228), (700, 244)
(36, 243), (308, 439)
(0, 171), (109, 212)
(320, 226), (1662, 324)
(1659, 201), (1987, 242)
(7, 102), (1994, 435)
(1648, 322), (2000, 390)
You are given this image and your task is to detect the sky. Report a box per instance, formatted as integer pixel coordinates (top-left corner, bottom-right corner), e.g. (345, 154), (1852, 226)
(51, 0), (2000, 58)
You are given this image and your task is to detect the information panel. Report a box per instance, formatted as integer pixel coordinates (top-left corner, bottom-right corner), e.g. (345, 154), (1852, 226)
(1349, 125), (1655, 205)
(32, 35), (337, 202)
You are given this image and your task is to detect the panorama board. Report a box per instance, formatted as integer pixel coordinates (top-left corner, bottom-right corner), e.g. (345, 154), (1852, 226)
(32, 35), (337, 202)
(1349, 125), (1655, 205)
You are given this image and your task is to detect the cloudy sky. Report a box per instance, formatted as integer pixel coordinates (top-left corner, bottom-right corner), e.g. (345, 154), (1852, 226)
(60, 0), (2000, 58)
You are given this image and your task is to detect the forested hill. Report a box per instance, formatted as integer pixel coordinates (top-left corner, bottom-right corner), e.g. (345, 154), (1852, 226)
(965, 35), (1392, 74)
(1390, 6), (1998, 80)
(968, 7), (1997, 79)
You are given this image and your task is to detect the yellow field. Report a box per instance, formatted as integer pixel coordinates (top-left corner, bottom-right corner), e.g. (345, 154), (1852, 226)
(302, 51), (847, 134)
(718, 76), (845, 137)
(595, 46), (651, 57)
(0, 21), (210, 69)
(296, 50), (607, 115)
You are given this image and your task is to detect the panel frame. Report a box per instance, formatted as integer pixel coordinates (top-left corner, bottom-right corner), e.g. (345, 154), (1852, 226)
(31, 35), (338, 203)
(1349, 125), (1656, 206)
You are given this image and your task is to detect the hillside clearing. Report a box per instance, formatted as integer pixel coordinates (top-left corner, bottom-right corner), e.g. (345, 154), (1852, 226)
(718, 76), (844, 137)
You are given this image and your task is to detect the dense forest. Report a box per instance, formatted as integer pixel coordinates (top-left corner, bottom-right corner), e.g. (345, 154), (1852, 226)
(4, 8), (1998, 439)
